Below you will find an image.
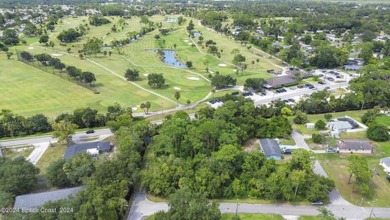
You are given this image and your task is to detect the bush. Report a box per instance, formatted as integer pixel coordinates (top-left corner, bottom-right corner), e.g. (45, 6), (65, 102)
(361, 111), (376, 126)
(367, 124), (389, 142)
(293, 111), (308, 124)
(312, 133), (325, 144)
(315, 120), (326, 130)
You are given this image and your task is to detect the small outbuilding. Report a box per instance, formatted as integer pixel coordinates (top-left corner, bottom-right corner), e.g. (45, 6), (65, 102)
(380, 157), (390, 174)
(259, 138), (282, 160)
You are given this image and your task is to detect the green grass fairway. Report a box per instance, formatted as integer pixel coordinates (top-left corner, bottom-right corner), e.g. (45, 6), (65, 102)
(5, 15), (282, 116)
(0, 53), (174, 117)
(375, 114), (390, 127)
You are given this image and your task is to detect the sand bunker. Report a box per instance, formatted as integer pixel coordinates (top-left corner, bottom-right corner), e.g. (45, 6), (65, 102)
(174, 87), (181, 90)
(28, 47), (34, 50)
(187, 77), (200, 81)
(143, 74), (149, 77)
(218, 63), (227, 67)
(183, 39), (189, 42)
(132, 107), (138, 111)
(52, 54), (63, 57)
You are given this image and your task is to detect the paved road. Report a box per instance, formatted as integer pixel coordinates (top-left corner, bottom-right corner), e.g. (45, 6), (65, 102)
(291, 130), (310, 151)
(0, 129), (112, 147)
(27, 142), (50, 165)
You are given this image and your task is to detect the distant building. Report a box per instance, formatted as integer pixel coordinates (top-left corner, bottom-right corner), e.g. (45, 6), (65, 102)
(259, 138), (282, 160)
(64, 141), (112, 159)
(380, 157), (390, 174)
(14, 186), (83, 209)
(344, 65), (362, 71)
(336, 140), (374, 154)
(264, 75), (297, 89)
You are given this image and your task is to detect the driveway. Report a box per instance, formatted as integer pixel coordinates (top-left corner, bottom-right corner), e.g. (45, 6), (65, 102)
(291, 130), (310, 150)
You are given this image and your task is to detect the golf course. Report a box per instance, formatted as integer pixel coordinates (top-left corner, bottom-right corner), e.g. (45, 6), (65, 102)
(2, 15), (281, 117)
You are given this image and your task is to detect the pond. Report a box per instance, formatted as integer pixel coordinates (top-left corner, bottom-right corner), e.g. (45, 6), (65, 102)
(162, 50), (187, 68)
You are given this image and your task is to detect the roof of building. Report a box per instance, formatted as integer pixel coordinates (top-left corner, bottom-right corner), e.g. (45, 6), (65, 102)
(14, 186), (83, 209)
(265, 75), (297, 88)
(259, 138), (282, 159)
(337, 140), (374, 151)
(326, 121), (353, 131)
(344, 65), (362, 71)
(381, 157), (390, 166)
(64, 141), (111, 159)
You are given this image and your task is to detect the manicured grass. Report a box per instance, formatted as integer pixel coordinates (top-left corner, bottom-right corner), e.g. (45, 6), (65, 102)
(375, 114), (390, 127)
(1, 145), (34, 159)
(299, 217), (321, 220)
(221, 214), (284, 220)
(279, 137), (296, 145)
(319, 154), (390, 207)
(339, 131), (367, 139)
(35, 142), (66, 175)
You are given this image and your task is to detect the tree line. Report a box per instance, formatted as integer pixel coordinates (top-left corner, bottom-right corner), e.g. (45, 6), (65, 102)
(142, 97), (334, 202)
(18, 51), (97, 86)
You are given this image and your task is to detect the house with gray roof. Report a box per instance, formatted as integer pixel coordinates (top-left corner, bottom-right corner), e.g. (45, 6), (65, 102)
(326, 120), (353, 137)
(64, 141), (112, 159)
(380, 157), (390, 174)
(14, 186), (83, 209)
(336, 140), (373, 154)
(259, 138), (282, 160)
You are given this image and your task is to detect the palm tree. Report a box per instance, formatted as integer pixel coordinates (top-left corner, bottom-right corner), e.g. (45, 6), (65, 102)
(211, 89), (216, 98)
(317, 207), (335, 220)
(174, 91), (181, 106)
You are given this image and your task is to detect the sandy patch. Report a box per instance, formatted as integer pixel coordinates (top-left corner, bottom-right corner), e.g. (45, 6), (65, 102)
(52, 53), (63, 57)
(174, 87), (181, 90)
(188, 43), (193, 45)
(143, 74), (149, 77)
(187, 77), (199, 81)
(132, 107), (138, 111)
(183, 39), (189, 42)
(28, 47), (34, 50)
(209, 70), (214, 74)
(218, 63), (227, 67)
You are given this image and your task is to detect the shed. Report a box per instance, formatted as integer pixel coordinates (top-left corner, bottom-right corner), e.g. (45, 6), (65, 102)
(259, 139), (282, 160)
(306, 123), (315, 129)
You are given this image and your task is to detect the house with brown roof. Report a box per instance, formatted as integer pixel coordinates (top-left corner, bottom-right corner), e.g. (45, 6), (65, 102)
(336, 140), (374, 154)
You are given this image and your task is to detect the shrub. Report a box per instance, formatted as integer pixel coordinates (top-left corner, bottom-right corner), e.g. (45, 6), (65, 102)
(293, 111), (308, 124)
(367, 124), (389, 142)
(315, 120), (326, 130)
(312, 133), (325, 144)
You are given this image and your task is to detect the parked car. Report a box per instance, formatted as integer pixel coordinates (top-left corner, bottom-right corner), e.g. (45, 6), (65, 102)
(318, 81), (326, 85)
(319, 74), (324, 77)
(297, 85), (304, 88)
(311, 201), (324, 206)
(327, 77), (334, 81)
(86, 130), (95, 134)
(288, 98), (295, 103)
(282, 149), (293, 155)
(387, 176), (390, 182)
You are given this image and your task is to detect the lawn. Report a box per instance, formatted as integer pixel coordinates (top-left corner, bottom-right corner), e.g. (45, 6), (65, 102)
(319, 154), (390, 207)
(221, 214), (284, 220)
(375, 114), (390, 127)
(35, 142), (66, 175)
(1, 145), (34, 159)
(146, 213), (284, 220)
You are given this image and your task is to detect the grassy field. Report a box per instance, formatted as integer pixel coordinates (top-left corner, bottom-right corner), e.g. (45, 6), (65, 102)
(375, 114), (390, 127)
(1, 145), (34, 159)
(319, 153), (390, 207)
(4, 15), (282, 116)
(35, 142), (66, 175)
(146, 213), (284, 220)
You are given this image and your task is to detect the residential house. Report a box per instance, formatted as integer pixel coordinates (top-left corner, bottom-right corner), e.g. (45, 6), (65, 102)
(344, 65), (361, 71)
(14, 186), (83, 209)
(259, 138), (282, 160)
(64, 141), (112, 159)
(380, 157), (390, 174)
(336, 140), (374, 154)
(326, 120), (353, 137)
